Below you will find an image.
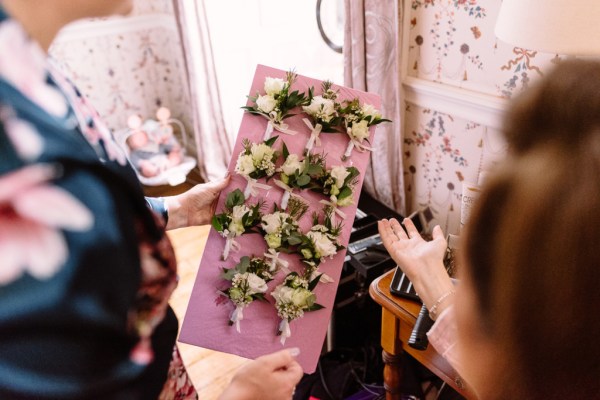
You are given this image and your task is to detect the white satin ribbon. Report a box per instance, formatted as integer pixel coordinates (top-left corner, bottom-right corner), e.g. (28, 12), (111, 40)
(230, 304), (246, 333)
(278, 319), (292, 345)
(302, 118), (322, 153)
(343, 127), (373, 160)
(310, 268), (334, 284)
(262, 114), (297, 140)
(274, 179), (294, 209)
(264, 248), (290, 274)
(243, 176), (272, 198)
(221, 231), (241, 261)
(319, 198), (347, 224)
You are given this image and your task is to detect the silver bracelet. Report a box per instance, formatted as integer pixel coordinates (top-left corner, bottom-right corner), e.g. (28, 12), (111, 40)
(428, 290), (455, 320)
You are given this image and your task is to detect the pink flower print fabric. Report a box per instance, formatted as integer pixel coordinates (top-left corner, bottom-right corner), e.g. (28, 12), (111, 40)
(0, 21), (68, 118)
(1, 108), (44, 160)
(47, 60), (128, 166)
(0, 164), (93, 284)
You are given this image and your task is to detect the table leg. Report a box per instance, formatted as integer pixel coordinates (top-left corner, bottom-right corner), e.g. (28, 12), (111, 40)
(382, 349), (403, 400)
(380, 308), (403, 400)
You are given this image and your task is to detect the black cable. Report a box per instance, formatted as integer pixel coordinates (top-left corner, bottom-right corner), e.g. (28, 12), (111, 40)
(317, 359), (338, 400)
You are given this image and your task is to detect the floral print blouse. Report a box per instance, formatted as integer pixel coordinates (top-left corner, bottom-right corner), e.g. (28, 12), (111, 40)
(0, 7), (195, 399)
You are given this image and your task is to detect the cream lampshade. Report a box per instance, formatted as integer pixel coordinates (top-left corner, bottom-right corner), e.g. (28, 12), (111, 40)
(494, 0), (600, 56)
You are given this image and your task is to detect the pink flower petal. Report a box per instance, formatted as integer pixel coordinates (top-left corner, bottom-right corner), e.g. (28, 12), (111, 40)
(0, 164), (57, 203)
(14, 185), (94, 231)
(23, 222), (67, 280)
(0, 222), (25, 284)
(4, 116), (44, 160)
(0, 216), (68, 283)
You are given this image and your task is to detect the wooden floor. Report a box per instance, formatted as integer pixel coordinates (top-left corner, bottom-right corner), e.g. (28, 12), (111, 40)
(167, 225), (252, 399)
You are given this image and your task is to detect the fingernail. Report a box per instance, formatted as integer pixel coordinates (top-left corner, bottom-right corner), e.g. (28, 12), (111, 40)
(288, 347), (300, 357)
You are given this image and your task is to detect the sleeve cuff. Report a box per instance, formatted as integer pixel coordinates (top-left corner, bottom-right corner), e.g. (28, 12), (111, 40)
(145, 196), (169, 225)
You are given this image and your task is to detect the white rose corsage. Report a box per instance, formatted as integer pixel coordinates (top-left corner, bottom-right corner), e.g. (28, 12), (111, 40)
(234, 136), (280, 198)
(274, 143), (325, 209)
(212, 189), (264, 261)
(242, 71), (309, 140)
(311, 165), (360, 223)
(301, 80), (341, 154)
(260, 199), (308, 251)
(296, 209), (345, 283)
(271, 271), (324, 345)
(339, 98), (390, 161)
(219, 255), (278, 333)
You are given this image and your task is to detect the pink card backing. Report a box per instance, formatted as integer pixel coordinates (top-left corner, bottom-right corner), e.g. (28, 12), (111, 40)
(178, 64), (382, 374)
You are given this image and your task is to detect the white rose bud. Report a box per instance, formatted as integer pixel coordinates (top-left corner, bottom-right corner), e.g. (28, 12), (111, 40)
(281, 154), (303, 176)
(350, 119), (370, 141)
(246, 273), (268, 294)
(256, 94), (277, 113)
(291, 288), (312, 308)
(232, 204), (250, 222)
(330, 166), (350, 189)
(361, 104), (381, 120)
(250, 143), (274, 165)
(273, 285), (294, 304)
(307, 231), (337, 258)
(235, 154), (256, 176)
(261, 213), (282, 234)
(265, 233), (282, 249)
(303, 96), (336, 122)
(229, 220), (245, 236)
(264, 77), (286, 96)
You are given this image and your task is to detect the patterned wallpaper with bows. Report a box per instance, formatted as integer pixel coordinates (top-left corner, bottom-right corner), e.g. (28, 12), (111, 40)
(403, 0), (561, 234)
(49, 0), (192, 153)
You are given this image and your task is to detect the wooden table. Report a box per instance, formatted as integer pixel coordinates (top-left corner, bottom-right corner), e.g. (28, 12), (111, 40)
(369, 269), (471, 399)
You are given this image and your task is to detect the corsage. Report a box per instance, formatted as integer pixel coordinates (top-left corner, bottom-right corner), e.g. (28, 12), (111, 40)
(271, 271), (324, 345)
(212, 189), (264, 261)
(219, 255), (278, 332)
(242, 71), (309, 140)
(234, 136), (279, 198)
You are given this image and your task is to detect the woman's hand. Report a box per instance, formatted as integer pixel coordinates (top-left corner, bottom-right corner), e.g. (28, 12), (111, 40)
(378, 218), (454, 314)
(219, 348), (303, 400)
(164, 175), (230, 230)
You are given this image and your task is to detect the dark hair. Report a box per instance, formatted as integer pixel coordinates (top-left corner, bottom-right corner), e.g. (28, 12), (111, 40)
(504, 59), (600, 155)
(463, 59), (600, 399)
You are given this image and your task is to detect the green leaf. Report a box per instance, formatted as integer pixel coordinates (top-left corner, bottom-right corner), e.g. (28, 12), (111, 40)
(238, 256), (250, 273)
(211, 215), (223, 232)
(264, 135), (279, 147)
(338, 186), (352, 200)
(221, 267), (236, 281)
(307, 164), (324, 176)
(287, 232), (302, 246)
(226, 189), (245, 209)
(307, 303), (325, 312)
(296, 174), (310, 186)
(254, 293), (268, 302)
(282, 141), (290, 160)
(308, 274), (322, 291)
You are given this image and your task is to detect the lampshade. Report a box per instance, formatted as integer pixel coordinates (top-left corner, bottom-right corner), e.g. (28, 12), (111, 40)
(495, 0), (600, 56)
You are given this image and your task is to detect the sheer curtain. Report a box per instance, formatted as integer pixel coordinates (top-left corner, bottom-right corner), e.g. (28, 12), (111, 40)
(172, 0), (232, 181)
(344, 0), (405, 214)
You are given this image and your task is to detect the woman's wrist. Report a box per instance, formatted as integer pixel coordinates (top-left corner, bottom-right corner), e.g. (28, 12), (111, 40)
(164, 195), (186, 230)
(411, 260), (454, 314)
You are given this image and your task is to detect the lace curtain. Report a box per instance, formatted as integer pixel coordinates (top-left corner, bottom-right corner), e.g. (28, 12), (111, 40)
(343, 0), (405, 214)
(172, 0), (232, 182)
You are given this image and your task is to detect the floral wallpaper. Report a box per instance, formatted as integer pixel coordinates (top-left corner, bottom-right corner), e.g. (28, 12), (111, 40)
(49, 0), (192, 151)
(403, 102), (507, 234)
(403, 0), (564, 234)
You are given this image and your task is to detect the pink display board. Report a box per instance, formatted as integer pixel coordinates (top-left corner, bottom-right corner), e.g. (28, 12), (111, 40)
(179, 65), (382, 373)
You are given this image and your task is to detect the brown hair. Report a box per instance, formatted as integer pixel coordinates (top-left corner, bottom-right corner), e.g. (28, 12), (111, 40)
(463, 59), (600, 399)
